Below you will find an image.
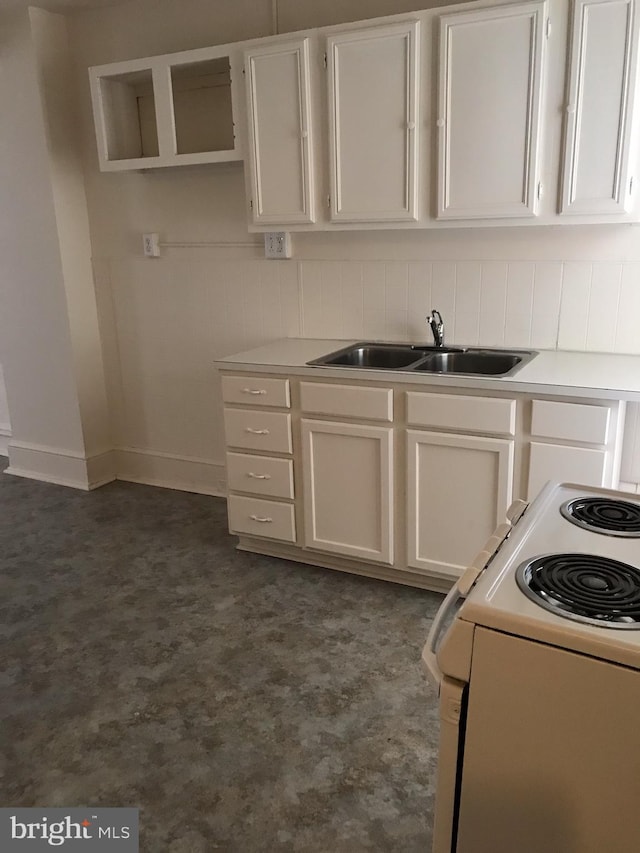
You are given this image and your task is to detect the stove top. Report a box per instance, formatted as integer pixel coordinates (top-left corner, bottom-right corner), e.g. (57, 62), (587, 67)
(459, 482), (640, 669)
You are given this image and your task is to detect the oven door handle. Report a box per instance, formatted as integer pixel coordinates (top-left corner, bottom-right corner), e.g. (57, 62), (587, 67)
(423, 580), (465, 688)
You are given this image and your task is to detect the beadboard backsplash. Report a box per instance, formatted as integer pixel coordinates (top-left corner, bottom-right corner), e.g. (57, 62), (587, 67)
(299, 259), (640, 355)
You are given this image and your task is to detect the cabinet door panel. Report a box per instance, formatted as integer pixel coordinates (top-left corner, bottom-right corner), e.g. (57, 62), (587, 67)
(407, 431), (514, 578)
(527, 442), (607, 499)
(245, 38), (315, 224)
(327, 21), (419, 222)
(301, 419), (393, 563)
(437, 2), (546, 219)
(561, 0), (639, 214)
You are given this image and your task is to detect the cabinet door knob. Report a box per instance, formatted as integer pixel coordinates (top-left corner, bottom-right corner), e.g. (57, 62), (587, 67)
(245, 427), (270, 435)
(301, 129), (309, 139)
(247, 472), (271, 480)
(436, 119), (445, 128)
(407, 121), (415, 130)
(242, 388), (267, 395)
(250, 514), (273, 523)
(566, 105), (576, 114)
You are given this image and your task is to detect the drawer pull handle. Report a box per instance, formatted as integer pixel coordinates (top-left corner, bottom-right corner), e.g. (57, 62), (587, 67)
(248, 472), (271, 480)
(250, 514), (272, 523)
(245, 427), (270, 435)
(242, 388), (267, 395)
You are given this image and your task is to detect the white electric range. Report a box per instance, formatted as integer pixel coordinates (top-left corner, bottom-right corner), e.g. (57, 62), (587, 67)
(423, 481), (640, 853)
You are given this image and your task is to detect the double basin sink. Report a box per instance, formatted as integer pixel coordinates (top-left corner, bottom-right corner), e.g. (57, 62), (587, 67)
(308, 342), (537, 377)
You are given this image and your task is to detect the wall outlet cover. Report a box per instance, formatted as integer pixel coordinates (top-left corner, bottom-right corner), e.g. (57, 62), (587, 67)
(143, 233), (161, 258)
(264, 232), (292, 259)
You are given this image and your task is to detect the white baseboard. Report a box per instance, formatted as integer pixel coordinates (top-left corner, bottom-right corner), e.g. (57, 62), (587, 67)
(4, 440), (117, 490)
(3, 440), (225, 496)
(115, 446), (227, 496)
(0, 427), (10, 457)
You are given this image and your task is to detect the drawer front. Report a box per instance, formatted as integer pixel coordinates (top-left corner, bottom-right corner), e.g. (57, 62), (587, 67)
(531, 400), (610, 444)
(222, 374), (290, 408)
(407, 392), (516, 436)
(300, 382), (393, 421)
(228, 495), (296, 543)
(224, 408), (292, 453)
(226, 452), (294, 499)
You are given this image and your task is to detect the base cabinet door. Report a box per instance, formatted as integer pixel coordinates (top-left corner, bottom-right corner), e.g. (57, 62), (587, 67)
(407, 431), (514, 579)
(527, 442), (607, 499)
(301, 419), (394, 563)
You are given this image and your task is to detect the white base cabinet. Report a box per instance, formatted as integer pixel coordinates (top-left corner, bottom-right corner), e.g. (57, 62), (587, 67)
(526, 398), (625, 499)
(301, 419), (394, 564)
(407, 431), (514, 578)
(220, 371), (626, 592)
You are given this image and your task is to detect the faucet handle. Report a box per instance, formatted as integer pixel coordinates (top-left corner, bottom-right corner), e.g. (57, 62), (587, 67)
(426, 309), (445, 346)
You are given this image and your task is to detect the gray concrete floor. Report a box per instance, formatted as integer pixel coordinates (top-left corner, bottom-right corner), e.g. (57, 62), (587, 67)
(0, 460), (442, 852)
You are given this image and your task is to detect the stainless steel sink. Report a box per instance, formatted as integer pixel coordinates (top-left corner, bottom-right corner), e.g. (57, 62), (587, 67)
(311, 343), (424, 369)
(307, 342), (537, 377)
(414, 350), (524, 376)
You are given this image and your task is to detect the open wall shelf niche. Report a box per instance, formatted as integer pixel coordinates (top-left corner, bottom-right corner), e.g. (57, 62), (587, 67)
(89, 46), (243, 171)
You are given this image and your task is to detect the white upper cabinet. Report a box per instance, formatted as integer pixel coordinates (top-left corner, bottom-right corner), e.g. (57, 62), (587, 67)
(436, 1), (548, 219)
(89, 45), (243, 171)
(244, 38), (315, 224)
(560, 0), (640, 215)
(326, 21), (420, 223)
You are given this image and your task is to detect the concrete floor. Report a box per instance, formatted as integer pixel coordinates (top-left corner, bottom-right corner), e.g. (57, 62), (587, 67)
(0, 460), (443, 852)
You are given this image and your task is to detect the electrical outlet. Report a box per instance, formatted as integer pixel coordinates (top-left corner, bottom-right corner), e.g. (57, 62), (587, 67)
(143, 233), (161, 258)
(264, 232), (292, 259)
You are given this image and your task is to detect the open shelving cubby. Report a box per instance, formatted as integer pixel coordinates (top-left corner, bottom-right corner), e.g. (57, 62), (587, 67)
(89, 45), (243, 171)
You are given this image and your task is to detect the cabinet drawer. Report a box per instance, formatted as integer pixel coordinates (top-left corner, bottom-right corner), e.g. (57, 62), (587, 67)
(300, 382), (393, 421)
(407, 392), (516, 436)
(221, 375), (290, 408)
(531, 400), (610, 444)
(227, 495), (296, 543)
(226, 452), (294, 499)
(224, 409), (292, 453)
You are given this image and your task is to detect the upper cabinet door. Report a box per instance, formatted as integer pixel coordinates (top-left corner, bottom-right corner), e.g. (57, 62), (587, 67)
(244, 38), (315, 224)
(436, 2), (547, 219)
(560, 0), (640, 215)
(327, 21), (420, 223)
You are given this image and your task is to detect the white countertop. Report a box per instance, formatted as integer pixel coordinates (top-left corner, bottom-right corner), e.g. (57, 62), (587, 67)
(215, 338), (640, 402)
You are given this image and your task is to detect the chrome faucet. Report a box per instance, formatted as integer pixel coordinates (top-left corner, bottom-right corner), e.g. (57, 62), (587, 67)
(427, 309), (445, 347)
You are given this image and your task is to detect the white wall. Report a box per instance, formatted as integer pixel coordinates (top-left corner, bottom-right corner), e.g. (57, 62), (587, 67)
(56, 0), (640, 492)
(0, 8), (114, 488)
(0, 364), (11, 457)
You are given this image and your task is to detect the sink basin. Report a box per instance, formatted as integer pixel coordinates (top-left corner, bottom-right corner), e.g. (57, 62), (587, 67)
(308, 342), (537, 377)
(414, 350), (524, 376)
(308, 342), (465, 369)
(308, 343), (423, 369)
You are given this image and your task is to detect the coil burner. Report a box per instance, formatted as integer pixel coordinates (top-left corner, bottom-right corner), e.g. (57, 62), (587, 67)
(560, 497), (640, 538)
(516, 553), (640, 628)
